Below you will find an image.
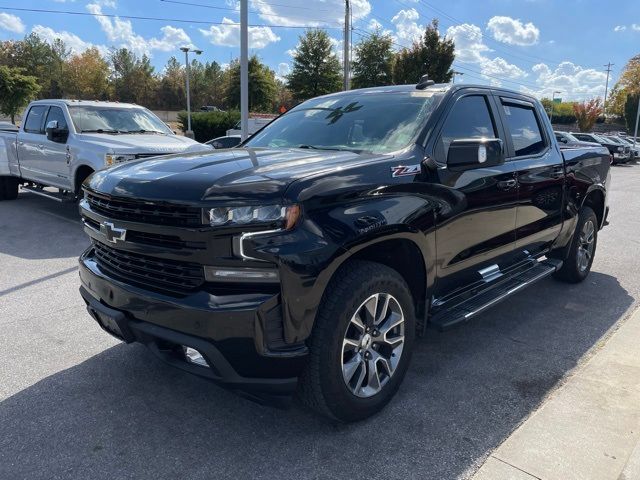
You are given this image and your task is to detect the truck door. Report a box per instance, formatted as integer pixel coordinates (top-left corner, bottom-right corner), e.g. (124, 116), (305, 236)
(16, 104), (48, 183)
(39, 106), (72, 189)
(496, 97), (564, 255)
(431, 92), (519, 297)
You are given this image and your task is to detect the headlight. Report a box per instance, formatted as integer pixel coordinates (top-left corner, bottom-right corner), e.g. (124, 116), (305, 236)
(105, 153), (136, 166)
(617, 146), (624, 153)
(204, 204), (300, 230)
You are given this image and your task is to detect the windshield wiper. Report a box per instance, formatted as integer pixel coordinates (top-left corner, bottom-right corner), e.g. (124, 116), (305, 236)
(124, 129), (166, 135)
(297, 144), (362, 153)
(80, 129), (122, 134)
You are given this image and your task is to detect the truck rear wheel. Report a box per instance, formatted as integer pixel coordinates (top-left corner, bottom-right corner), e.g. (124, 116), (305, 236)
(298, 260), (415, 422)
(0, 177), (19, 200)
(553, 206), (598, 283)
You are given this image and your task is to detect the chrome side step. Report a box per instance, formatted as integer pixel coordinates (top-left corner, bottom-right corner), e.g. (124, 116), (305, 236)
(429, 258), (562, 331)
(21, 185), (75, 203)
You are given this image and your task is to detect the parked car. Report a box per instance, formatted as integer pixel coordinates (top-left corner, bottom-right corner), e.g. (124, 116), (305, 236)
(226, 117), (275, 136)
(571, 132), (630, 164)
(554, 131), (600, 148)
(205, 135), (242, 149)
(200, 106), (223, 112)
(610, 135), (639, 159)
(78, 82), (610, 422)
(0, 100), (202, 201)
(603, 134), (633, 159)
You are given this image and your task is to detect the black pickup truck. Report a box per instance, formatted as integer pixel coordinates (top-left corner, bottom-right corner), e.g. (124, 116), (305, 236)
(78, 81), (610, 422)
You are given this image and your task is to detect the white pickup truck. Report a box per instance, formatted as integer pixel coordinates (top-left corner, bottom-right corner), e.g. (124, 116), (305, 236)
(0, 99), (204, 201)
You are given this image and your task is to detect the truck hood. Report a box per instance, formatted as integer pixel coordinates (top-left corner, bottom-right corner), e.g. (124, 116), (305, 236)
(86, 147), (389, 203)
(78, 133), (198, 153)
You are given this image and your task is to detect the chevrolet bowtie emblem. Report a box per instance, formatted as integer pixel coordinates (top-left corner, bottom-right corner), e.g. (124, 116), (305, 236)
(100, 221), (127, 244)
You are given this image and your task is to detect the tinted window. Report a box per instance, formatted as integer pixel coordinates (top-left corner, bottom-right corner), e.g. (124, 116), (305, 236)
(45, 106), (68, 131)
(24, 106), (47, 134)
(440, 95), (497, 155)
(502, 102), (546, 156)
(573, 133), (593, 142)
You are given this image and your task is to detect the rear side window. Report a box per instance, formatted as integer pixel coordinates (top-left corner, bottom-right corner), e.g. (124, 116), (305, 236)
(45, 106), (68, 131)
(502, 102), (546, 156)
(24, 106), (47, 134)
(439, 95), (497, 156)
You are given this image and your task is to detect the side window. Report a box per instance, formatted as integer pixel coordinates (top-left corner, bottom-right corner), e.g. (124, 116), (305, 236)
(45, 106), (68, 131)
(502, 101), (547, 157)
(23, 106), (48, 134)
(439, 95), (497, 157)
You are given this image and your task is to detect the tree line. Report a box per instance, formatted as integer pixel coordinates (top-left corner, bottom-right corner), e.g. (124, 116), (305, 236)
(0, 22), (455, 123)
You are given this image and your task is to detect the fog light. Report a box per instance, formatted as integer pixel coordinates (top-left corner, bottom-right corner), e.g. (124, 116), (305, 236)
(183, 346), (208, 367)
(204, 266), (280, 283)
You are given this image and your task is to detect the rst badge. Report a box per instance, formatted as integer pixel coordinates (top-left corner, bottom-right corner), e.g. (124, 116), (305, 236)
(391, 164), (421, 178)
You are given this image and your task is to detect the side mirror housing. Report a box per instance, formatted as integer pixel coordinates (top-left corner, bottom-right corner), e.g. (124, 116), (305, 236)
(447, 138), (504, 171)
(46, 120), (69, 143)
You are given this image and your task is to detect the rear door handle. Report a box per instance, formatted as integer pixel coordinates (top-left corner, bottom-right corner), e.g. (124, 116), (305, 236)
(38, 144), (44, 149)
(497, 179), (518, 190)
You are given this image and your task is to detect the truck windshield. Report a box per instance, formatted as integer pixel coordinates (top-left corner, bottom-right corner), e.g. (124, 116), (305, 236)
(68, 106), (172, 134)
(244, 90), (441, 154)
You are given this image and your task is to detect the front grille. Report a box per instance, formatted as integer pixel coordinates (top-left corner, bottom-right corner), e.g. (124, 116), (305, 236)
(93, 241), (204, 293)
(86, 192), (202, 227)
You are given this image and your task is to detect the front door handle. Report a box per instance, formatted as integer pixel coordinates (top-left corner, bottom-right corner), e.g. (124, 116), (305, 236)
(38, 144), (44, 149)
(497, 179), (518, 190)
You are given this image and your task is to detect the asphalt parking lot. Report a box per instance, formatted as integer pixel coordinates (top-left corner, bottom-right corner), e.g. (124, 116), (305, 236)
(1, 164), (639, 480)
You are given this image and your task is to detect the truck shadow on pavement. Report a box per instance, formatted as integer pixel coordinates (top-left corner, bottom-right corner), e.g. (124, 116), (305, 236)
(0, 272), (633, 480)
(0, 192), (88, 260)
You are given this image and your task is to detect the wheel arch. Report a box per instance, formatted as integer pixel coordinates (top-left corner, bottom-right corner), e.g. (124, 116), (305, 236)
(582, 186), (606, 229)
(73, 164), (95, 194)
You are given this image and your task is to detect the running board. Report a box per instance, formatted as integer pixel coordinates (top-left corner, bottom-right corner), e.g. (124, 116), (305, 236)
(21, 185), (75, 203)
(429, 258), (562, 331)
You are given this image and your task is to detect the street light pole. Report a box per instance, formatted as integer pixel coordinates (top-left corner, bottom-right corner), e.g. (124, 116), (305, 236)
(240, 0), (249, 141)
(181, 46), (202, 139)
(550, 91), (561, 124)
(452, 71), (464, 84)
(343, 0), (350, 91)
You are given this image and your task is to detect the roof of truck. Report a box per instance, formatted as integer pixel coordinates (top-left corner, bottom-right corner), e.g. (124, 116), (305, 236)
(29, 99), (142, 108)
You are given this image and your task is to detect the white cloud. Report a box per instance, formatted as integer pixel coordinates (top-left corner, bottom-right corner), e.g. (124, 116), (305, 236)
(0, 12), (25, 34)
(199, 17), (279, 49)
(391, 8), (423, 46)
(250, 0), (370, 28)
(487, 16), (539, 46)
(614, 25), (627, 32)
(86, 2), (194, 56)
(633, 24), (640, 31)
(31, 25), (107, 55)
(276, 62), (289, 81)
(524, 62), (607, 100)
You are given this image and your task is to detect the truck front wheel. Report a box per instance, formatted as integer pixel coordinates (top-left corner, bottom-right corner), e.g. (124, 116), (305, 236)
(0, 177), (19, 200)
(298, 261), (415, 422)
(553, 206), (598, 283)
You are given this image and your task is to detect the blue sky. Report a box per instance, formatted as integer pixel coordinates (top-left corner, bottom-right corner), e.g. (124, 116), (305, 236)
(0, 0), (638, 100)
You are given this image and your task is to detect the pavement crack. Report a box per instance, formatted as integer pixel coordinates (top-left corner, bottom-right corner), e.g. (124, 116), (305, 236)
(492, 455), (542, 479)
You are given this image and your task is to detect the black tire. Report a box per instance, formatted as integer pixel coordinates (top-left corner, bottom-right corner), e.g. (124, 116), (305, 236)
(298, 260), (416, 422)
(553, 206), (598, 283)
(0, 177), (19, 201)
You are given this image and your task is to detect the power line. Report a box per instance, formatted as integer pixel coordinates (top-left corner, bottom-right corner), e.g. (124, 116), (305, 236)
(0, 6), (343, 29)
(159, 0), (335, 17)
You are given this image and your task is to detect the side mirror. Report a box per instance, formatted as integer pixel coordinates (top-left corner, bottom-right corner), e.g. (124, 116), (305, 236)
(447, 138), (504, 171)
(560, 137), (568, 144)
(46, 120), (69, 143)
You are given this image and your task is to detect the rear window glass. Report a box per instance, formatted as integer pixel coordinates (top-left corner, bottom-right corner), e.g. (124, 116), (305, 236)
(24, 106), (47, 134)
(502, 103), (546, 156)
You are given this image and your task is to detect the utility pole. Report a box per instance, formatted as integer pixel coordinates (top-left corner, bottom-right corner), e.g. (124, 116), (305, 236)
(240, 0), (249, 141)
(343, 0), (350, 91)
(180, 46), (202, 139)
(603, 62), (614, 116)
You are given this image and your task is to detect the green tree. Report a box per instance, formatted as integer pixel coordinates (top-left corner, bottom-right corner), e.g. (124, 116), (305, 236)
(352, 29), (394, 88)
(224, 55), (277, 112)
(0, 33), (69, 98)
(156, 56), (185, 110)
(0, 66), (41, 123)
(109, 48), (157, 106)
(624, 93), (639, 134)
(287, 29), (342, 101)
(393, 19), (455, 85)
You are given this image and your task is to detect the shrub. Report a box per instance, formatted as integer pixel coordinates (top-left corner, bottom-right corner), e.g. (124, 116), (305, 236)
(625, 93), (639, 134)
(573, 99), (603, 132)
(177, 110), (240, 142)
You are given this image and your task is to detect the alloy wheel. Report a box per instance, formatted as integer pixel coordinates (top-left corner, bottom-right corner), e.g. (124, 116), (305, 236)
(341, 293), (405, 398)
(577, 219), (595, 272)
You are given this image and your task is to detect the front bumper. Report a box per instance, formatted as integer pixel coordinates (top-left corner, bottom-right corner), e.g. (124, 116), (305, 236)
(79, 247), (307, 396)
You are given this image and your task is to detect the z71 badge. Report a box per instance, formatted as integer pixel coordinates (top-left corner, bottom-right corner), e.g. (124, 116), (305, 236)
(391, 164), (421, 177)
